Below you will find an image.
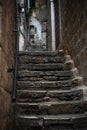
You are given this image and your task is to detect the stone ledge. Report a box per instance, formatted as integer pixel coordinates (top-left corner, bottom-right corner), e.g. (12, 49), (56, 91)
(19, 54), (71, 64)
(17, 77), (83, 90)
(13, 100), (87, 115)
(18, 68), (78, 81)
(16, 88), (84, 102)
(15, 113), (87, 128)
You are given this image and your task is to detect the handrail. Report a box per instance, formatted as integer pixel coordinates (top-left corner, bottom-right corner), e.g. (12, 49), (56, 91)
(12, 0), (20, 101)
(12, 0), (30, 101)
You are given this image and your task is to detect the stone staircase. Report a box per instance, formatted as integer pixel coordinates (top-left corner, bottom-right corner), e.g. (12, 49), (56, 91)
(12, 50), (87, 130)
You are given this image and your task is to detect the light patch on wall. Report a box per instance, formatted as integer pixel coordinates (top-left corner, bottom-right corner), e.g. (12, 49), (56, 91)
(30, 16), (42, 40)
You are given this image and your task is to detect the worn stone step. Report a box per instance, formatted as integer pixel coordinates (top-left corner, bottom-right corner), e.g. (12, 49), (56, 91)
(18, 68), (78, 81)
(18, 75), (61, 81)
(17, 77), (83, 90)
(28, 44), (46, 51)
(18, 69), (78, 78)
(13, 100), (87, 115)
(18, 60), (74, 71)
(18, 63), (64, 71)
(19, 55), (71, 64)
(16, 88), (85, 102)
(15, 113), (87, 128)
(19, 50), (66, 57)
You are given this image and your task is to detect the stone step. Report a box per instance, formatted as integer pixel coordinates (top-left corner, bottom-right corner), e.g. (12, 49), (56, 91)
(16, 88), (84, 102)
(19, 55), (71, 64)
(13, 100), (87, 115)
(18, 63), (64, 71)
(14, 113), (87, 128)
(19, 50), (66, 57)
(18, 68), (78, 81)
(27, 44), (46, 51)
(18, 60), (74, 71)
(17, 77), (83, 90)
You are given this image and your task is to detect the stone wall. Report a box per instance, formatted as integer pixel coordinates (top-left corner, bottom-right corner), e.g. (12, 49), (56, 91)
(54, 0), (60, 49)
(0, 0), (16, 129)
(58, 0), (87, 85)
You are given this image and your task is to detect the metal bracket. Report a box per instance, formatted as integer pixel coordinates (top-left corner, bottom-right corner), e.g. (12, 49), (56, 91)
(7, 68), (15, 73)
(12, 29), (18, 32)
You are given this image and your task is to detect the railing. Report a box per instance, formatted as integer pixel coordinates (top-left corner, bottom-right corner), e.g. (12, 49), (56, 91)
(12, 0), (31, 101)
(12, 0), (20, 101)
(12, 0), (28, 101)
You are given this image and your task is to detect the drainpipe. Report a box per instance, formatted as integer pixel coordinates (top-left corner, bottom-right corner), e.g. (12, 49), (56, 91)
(50, 0), (56, 51)
(58, 0), (62, 45)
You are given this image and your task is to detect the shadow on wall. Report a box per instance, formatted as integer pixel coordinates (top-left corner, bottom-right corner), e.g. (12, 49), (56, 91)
(57, 0), (87, 85)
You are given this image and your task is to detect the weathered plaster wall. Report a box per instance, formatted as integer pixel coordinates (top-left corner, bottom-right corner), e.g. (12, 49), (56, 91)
(58, 0), (87, 85)
(0, 0), (16, 129)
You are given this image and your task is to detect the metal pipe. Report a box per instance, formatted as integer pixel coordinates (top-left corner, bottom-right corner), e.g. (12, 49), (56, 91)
(28, 0), (30, 9)
(58, 0), (62, 44)
(50, 0), (56, 51)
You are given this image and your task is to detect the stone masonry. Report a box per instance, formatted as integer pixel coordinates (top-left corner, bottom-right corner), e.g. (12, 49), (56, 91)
(58, 0), (87, 85)
(0, 0), (16, 129)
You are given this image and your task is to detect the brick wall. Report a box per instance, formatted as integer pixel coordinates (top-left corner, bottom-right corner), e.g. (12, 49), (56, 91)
(0, 0), (16, 129)
(58, 0), (87, 85)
